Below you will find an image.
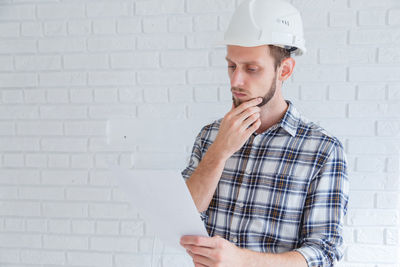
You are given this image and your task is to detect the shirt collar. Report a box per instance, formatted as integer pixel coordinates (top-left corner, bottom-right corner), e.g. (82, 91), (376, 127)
(254, 100), (300, 138)
(279, 100), (301, 137)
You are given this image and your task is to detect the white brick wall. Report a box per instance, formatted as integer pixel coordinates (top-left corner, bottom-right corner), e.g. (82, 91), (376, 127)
(0, 0), (399, 266)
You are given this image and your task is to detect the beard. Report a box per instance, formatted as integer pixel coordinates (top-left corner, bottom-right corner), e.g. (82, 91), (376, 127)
(231, 73), (277, 108)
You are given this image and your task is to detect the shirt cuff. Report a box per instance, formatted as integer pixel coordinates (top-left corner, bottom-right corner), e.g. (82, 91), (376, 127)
(294, 245), (329, 267)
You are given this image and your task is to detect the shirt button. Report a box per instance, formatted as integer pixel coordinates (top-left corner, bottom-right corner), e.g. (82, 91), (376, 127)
(245, 168), (251, 174)
(237, 202), (244, 208)
(232, 237), (238, 243)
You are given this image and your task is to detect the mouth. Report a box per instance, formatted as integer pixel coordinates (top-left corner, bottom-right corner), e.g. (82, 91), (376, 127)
(232, 92), (247, 98)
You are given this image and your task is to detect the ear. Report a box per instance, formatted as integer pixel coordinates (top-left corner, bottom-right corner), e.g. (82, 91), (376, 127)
(278, 57), (295, 82)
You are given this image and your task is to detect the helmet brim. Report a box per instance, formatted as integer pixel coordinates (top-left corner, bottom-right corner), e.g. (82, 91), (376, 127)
(214, 40), (306, 56)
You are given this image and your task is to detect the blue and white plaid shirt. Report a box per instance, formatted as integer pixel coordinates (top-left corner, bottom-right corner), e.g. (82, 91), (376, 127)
(181, 101), (349, 267)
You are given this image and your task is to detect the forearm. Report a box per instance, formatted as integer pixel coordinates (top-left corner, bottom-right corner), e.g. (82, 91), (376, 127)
(185, 144), (228, 212)
(242, 248), (308, 267)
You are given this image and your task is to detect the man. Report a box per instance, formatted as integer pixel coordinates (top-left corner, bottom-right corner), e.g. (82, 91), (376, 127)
(180, 0), (349, 266)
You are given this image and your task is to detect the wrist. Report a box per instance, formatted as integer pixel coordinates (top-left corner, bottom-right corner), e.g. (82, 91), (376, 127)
(208, 143), (230, 162)
(239, 248), (270, 267)
(238, 247), (256, 267)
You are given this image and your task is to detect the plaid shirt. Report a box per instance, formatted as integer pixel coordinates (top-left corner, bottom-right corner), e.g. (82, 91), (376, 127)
(181, 101), (349, 267)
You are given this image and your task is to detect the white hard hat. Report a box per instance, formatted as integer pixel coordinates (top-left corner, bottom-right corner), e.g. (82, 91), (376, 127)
(220, 0), (306, 56)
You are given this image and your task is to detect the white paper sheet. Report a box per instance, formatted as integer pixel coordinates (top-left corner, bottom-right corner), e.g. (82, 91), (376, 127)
(110, 166), (209, 250)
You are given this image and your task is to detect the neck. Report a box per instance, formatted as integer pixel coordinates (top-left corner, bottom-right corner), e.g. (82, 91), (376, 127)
(255, 93), (288, 134)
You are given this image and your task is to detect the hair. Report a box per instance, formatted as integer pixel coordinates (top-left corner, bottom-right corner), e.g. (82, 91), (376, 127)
(268, 45), (291, 70)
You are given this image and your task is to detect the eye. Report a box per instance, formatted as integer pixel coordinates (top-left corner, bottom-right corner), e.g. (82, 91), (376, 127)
(228, 65), (236, 70)
(247, 66), (258, 72)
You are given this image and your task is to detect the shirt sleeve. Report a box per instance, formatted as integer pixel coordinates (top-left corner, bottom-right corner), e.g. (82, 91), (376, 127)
(294, 139), (349, 267)
(181, 127), (209, 222)
(181, 129), (203, 182)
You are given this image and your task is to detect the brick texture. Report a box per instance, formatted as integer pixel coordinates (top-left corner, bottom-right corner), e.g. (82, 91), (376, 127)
(0, 0), (398, 266)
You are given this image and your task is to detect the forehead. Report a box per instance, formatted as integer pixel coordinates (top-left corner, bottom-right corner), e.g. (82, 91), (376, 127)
(225, 45), (273, 65)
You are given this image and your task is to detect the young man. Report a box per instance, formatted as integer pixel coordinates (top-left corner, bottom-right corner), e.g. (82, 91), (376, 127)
(180, 0), (349, 266)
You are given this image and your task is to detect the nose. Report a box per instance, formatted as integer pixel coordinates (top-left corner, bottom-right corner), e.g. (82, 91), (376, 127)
(230, 68), (245, 88)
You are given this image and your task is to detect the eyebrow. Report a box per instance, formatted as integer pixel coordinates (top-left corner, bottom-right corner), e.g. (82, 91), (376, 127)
(225, 56), (262, 65)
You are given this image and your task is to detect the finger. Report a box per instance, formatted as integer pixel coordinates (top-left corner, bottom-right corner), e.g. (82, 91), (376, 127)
(180, 236), (218, 248)
(186, 244), (213, 258)
(242, 112), (260, 130)
(187, 250), (214, 267)
(237, 106), (260, 122)
(244, 118), (261, 134)
(231, 97), (262, 116)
